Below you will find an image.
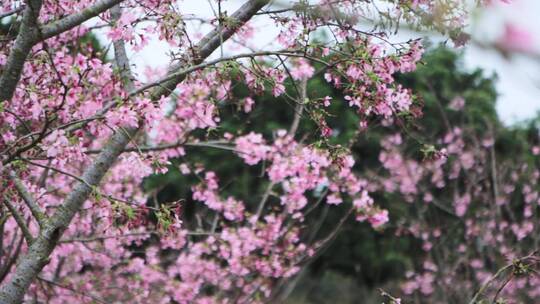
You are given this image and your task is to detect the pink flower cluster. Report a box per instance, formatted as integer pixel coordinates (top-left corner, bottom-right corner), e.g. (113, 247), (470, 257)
(325, 39), (424, 119)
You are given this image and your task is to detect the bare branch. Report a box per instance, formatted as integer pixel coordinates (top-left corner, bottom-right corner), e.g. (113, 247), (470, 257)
(60, 231), (159, 243)
(59, 230), (216, 243)
(84, 140), (238, 154)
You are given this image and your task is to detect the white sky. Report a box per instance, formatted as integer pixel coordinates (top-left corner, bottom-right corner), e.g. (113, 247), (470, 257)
(113, 0), (540, 125)
(465, 0), (540, 124)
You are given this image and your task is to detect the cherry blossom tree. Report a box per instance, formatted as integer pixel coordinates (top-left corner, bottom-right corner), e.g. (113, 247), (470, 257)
(0, 0), (509, 303)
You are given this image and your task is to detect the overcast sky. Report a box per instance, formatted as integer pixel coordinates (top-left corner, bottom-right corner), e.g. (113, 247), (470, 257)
(111, 0), (540, 125)
(465, 0), (540, 124)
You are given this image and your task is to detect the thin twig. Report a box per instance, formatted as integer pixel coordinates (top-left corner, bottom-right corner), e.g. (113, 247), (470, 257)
(254, 182), (276, 223)
(289, 78), (307, 136)
(469, 252), (538, 304)
(60, 230), (216, 243)
(37, 276), (108, 304)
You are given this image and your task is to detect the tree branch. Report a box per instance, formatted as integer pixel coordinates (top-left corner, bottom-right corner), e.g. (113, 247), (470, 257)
(0, 0), (43, 103)
(0, 7), (24, 20)
(2, 196), (34, 245)
(149, 0), (271, 100)
(59, 230), (215, 243)
(289, 78), (307, 136)
(84, 140), (239, 154)
(71, 49), (323, 133)
(0, 233), (24, 284)
(0, 0), (123, 105)
(8, 172), (47, 227)
(468, 252), (539, 304)
(110, 4), (135, 92)
(41, 0), (125, 40)
(37, 276), (107, 304)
